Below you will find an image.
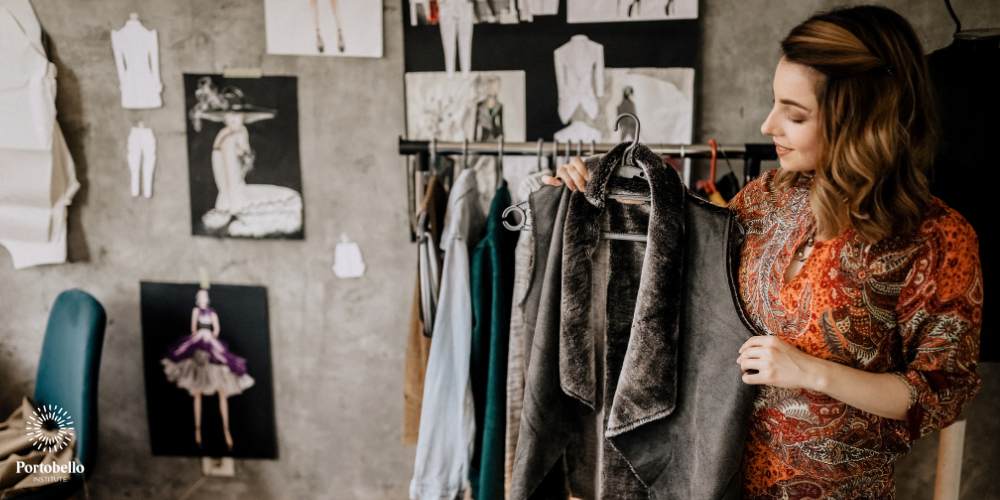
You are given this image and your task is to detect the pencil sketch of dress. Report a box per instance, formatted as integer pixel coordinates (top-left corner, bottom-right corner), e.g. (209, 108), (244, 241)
(111, 14), (163, 109)
(554, 35), (604, 124)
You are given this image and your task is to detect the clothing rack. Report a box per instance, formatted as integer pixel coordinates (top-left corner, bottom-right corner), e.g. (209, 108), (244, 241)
(398, 137), (777, 185)
(400, 137), (777, 242)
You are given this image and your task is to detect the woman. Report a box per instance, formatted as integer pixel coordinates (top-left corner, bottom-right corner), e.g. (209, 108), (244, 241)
(546, 6), (982, 499)
(162, 289), (255, 452)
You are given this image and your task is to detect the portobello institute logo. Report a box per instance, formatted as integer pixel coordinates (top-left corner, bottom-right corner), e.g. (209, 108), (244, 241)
(27, 405), (75, 453)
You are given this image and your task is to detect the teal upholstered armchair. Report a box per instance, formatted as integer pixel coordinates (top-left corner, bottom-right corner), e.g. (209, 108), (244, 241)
(21, 289), (106, 499)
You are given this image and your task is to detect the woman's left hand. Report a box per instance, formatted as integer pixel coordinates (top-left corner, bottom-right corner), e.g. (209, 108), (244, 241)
(737, 335), (823, 390)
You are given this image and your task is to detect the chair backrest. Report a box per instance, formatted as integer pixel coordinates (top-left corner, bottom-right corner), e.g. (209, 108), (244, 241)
(33, 289), (107, 473)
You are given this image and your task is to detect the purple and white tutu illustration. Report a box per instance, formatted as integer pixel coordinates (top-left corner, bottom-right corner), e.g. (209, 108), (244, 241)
(161, 306), (255, 397)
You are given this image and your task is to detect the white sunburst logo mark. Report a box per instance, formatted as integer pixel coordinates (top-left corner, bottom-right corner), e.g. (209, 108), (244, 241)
(26, 405), (75, 453)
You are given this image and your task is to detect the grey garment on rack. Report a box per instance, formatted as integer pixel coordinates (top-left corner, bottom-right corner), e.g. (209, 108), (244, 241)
(510, 144), (760, 500)
(504, 170), (562, 495)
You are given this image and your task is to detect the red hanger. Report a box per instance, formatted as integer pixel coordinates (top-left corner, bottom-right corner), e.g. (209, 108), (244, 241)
(706, 139), (719, 194)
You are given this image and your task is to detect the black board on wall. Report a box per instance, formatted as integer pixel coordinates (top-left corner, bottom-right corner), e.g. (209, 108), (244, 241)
(140, 282), (278, 459)
(401, 0), (699, 141)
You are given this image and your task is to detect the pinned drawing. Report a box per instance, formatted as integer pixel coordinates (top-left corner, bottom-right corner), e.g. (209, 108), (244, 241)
(141, 281), (278, 459)
(184, 74), (304, 239)
(405, 71), (526, 142)
(264, 0), (383, 58)
(554, 35), (604, 124)
(110, 13), (163, 109)
(567, 0), (698, 24)
(332, 233), (366, 278)
(127, 123), (156, 198)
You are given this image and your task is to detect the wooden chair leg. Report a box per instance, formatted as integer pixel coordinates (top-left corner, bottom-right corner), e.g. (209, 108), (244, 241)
(934, 418), (967, 500)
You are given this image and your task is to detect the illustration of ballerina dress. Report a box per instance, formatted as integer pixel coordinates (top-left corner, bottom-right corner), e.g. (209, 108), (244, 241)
(188, 77), (303, 237)
(161, 289), (254, 450)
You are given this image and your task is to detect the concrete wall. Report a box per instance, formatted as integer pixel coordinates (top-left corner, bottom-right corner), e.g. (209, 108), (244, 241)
(0, 0), (995, 499)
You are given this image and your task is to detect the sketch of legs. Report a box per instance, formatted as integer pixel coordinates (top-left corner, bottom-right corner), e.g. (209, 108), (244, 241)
(127, 126), (156, 198)
(310, 0), (325, 53)
(329, 0), (344, 52)
(219, 388), (233, 451)
(193, 391), (202, 447)
(439, 0), (474, 78)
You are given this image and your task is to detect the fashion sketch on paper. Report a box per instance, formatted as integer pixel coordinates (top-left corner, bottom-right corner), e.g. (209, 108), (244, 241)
(110, 13), (163, 109)
(310, 0), (344, 53)
(554, 35), (604, 124)
(616, 85), (637, 141)
(474, 78), (504, 141)
(188, 77), (303, 238)
(161, 288), (255, 451)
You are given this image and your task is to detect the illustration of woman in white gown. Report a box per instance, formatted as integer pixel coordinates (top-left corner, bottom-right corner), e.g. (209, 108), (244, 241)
(188, 77), (303, 238)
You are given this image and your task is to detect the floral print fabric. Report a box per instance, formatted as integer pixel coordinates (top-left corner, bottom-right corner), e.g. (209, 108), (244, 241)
(729, 170), (982, 500)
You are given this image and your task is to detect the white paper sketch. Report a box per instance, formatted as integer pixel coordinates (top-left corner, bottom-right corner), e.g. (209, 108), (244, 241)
(333, 233), (366, 278)
(127, 123), (156, 198)
(567, 0), (697, 24)
(554, 35), (604, 124)
(405, 71), (526, 142)
(265, 0), (383, 58)
(440, 0), (475, 78)
(554, 120), (602, 143)
(111, 13), (163, 109)
(601, 68), (694, 145)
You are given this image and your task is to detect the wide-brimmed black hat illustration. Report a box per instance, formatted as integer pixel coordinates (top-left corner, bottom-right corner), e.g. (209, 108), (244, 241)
(189, 77), (277, 131)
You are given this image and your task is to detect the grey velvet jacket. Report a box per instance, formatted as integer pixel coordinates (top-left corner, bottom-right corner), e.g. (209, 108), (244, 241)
(511, 143), (761, 500)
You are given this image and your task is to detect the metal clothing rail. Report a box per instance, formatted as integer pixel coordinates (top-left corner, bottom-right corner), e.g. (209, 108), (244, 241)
(398, 137), (777, 186)
(399, 137), (773, 159)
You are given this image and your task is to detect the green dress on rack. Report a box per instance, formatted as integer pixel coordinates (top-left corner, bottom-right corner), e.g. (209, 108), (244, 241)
(469, 182), (518, 500)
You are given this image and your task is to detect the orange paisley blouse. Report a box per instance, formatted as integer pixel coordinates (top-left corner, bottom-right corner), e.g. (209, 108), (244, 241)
(728, 170), (983, 500)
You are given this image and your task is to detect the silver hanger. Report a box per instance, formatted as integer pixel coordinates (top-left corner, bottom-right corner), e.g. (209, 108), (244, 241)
(603, 113), (650, 242)
(461, 138), (468, 170)
(536, 138), (544, 172)
(497, 135), (505, 187)
(429, 137), (437, 174)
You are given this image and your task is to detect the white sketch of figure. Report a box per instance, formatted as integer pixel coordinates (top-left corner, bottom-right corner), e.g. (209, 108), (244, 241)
(111, 14), (163, 109)
(554, 120), (602, 143)
(440, 0), (474, 78)
(188, 78), (303, 238)
(554, 35), (604, 124)
(127, 124), (156, 198)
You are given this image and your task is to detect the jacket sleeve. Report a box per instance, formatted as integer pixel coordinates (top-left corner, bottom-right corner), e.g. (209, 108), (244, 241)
(891, 214), (982, 441)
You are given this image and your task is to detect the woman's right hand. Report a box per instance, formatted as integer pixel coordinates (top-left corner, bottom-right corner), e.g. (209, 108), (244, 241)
(543, 157), (589, 192)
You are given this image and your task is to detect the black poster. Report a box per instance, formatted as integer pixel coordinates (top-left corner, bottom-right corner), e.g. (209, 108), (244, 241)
(402, 0), (699, 144)
(184, 74), (304, 239)
(140, 282), (278, 459)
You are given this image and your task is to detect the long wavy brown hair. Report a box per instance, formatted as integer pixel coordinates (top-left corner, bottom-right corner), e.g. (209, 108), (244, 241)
(774, 6), (937, 243)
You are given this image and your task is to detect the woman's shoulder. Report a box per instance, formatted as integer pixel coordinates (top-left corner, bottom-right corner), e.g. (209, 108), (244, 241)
(910, 197), (980, 259)
(728, 169), (804, 219)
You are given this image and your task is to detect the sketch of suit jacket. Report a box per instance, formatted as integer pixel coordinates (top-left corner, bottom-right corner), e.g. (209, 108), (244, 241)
(111, 16), (163, 109)
(554, 35), (604, 124)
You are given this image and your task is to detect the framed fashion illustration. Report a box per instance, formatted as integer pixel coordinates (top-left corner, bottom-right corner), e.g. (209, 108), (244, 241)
(140, 282), (279, 459)
(184, 74), (304, 240)
(264, 0), (383, 58)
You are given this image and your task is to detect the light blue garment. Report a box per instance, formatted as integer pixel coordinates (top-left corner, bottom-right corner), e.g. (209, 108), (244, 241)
(411, 169), (486, 500)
